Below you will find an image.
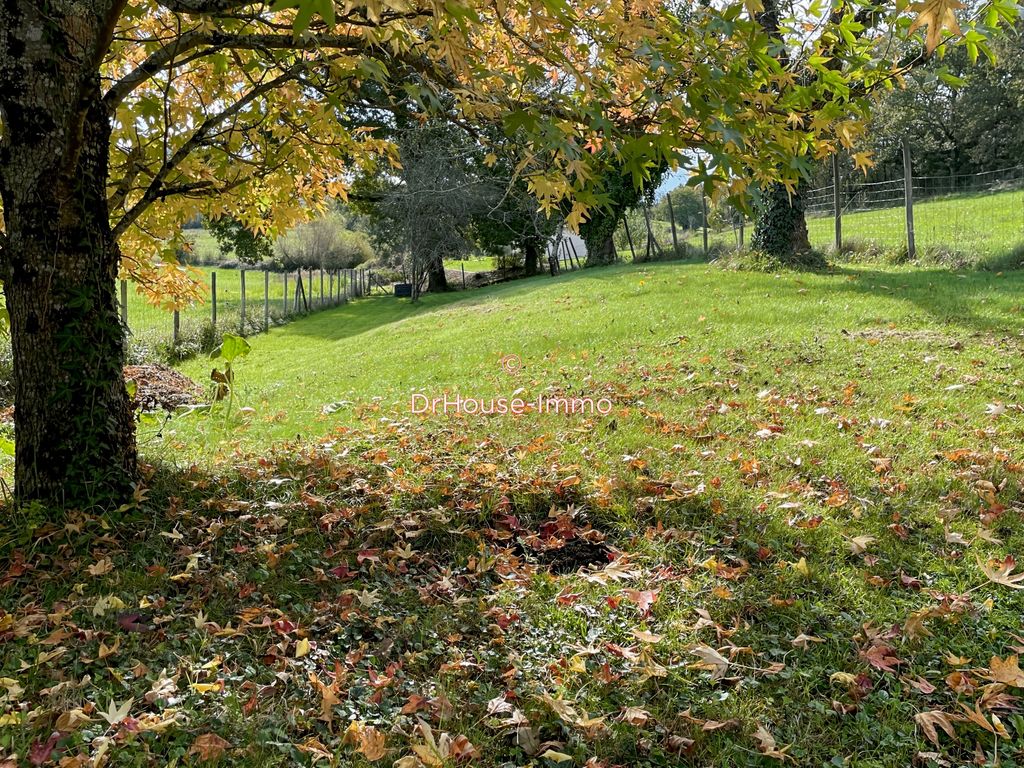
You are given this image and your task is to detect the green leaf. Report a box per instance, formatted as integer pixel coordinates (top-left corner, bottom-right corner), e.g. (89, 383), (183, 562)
(216, 334), (251, 363)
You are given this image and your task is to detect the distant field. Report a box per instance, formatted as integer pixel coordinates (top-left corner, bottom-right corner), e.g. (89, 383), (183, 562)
(449, 256), (497, 272)
(123, 266), (357, 342)
(675, 186), (1024, 262)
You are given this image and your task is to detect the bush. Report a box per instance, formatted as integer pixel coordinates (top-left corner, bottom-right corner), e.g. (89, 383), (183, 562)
(275, 214), (374, 271)
(495, 249), (524, 271)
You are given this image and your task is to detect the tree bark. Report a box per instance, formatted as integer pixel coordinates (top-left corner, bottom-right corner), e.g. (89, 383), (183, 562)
(751, 183), (812, 260)
(522, 238), (540, 276)
(585, 234), (617, 267)
(426, 255), (449, 292)
(0, 0), (137, 508)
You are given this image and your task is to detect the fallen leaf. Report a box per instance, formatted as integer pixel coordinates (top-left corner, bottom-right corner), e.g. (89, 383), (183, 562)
(190, 733), (232, 762)
(914, 710), (958, 746)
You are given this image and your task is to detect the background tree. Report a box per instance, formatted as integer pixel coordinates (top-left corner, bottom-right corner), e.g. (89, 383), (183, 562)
(207, 216), (274, 265)
(275, 213), (373, 271)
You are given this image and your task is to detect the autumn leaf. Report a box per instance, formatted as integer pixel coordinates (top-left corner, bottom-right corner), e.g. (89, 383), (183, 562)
(189, 733), (232, 762)
(752, 725), (792, 761)
(914, 710), (958, 746)
(87, 557), (115, 576)
(908, 0), (965, 54)
(958, 701), (1009, 738)
(690, 646), (730, 680)
(987, 655), (1024, 687)
(978, 555), (1024, 589)
(623, 589), (659, 615)
(356, 726), (387, 761)
(862, 644), (903, 673)
(539, 750), (573, 763)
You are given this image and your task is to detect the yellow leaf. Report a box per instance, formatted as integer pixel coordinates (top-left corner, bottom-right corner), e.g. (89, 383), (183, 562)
(988, 655), (1024, 687)
(539, 750), (574, 763)
(907, 0), (965, 54)
(295, 638), (311, 658)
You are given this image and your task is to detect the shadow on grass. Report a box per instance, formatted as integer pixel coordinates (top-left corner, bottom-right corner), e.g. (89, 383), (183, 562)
(826, 264), (1024, 334)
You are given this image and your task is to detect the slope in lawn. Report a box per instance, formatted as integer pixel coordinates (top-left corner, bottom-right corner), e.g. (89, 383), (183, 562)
(4, 262), (1024, 767)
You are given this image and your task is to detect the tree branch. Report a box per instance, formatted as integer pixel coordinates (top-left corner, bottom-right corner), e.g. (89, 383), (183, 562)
(111, 63), (306, 238)
(104, 30), (373, 109)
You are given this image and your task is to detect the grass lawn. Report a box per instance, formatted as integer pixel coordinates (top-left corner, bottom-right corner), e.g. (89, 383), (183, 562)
(5, 261), (1024, 766)
(124, 266), (359, 345)
(677, 187), (1024, 264)
(449, 256), (498, 273)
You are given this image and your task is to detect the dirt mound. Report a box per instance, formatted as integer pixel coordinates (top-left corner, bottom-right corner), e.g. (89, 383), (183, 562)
(0, 364), (203, 424)
(125, 364), (204, 412)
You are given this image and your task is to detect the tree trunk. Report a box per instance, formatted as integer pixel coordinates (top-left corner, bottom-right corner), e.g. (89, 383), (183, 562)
(0, 1), (137, 508)
(750, 183), (812, 260)
(522, 238), (540, 276)
(426, 256), (449, 292)
(585, 234), (617, 267)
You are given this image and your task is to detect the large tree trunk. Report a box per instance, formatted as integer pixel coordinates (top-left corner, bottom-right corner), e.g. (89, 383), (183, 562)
(426, 256), (449, 292)
(522, 238), (540, 276)
(0, 1), (137, 508)
(751, 183), (811, 260)
(585, 234), (617, 267)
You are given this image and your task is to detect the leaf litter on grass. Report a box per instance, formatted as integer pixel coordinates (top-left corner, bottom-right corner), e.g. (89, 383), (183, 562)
(5, 320), (1024, 766)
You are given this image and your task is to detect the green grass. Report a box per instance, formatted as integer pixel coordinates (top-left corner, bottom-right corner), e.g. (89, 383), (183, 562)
(676, 187), (1024, 264)
(6, 260), (1024, 767)
(182, 227), (222, 263)
(123, 266), (357, 349)
(448, 255), (497, 272)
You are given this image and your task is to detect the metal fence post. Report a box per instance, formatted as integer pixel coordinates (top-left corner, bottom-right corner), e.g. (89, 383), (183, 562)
(833, 153), (843, 251)
(701, 195), (709, 257)
(211, 271), (217, 327)
(319, 268), (324, 307)
(119, 279), (128, 326)
(263, 269), (269, 331)
(283, 271), (288, 316)
(903, 136), (916, 259)
(173, 309), (180, 346)
(240, 268), (246, 333)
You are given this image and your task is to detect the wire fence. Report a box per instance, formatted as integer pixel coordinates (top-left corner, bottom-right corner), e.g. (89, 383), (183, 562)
(120, 266), (377, 350)
(655, 141), (1024, 262)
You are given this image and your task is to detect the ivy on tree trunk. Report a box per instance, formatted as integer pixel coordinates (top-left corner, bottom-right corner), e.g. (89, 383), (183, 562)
(0, 0), (137, 508)
(750, 182), (812, 260)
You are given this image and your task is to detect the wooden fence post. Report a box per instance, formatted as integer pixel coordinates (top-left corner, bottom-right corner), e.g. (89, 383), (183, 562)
(666, 192), (679, 255)
(701, 195), (709, 257)
(833, 153), (843, 252)
(263, 270), (270, 331)
(902, 136), (916, 259)
(120, 279), (128, 326)
(239, 268), (246, 333)
(623, 216), (637, 261)
(211, 271), (217, 327)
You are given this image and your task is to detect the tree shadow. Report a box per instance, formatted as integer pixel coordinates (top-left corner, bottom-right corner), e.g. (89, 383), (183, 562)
(825, 263), (1024, 335)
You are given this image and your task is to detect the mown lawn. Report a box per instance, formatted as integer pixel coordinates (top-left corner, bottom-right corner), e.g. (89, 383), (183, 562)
(124, 266), (362, 348)
(677, 186), (1024, 264)
(4, 260), (1024, 767)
